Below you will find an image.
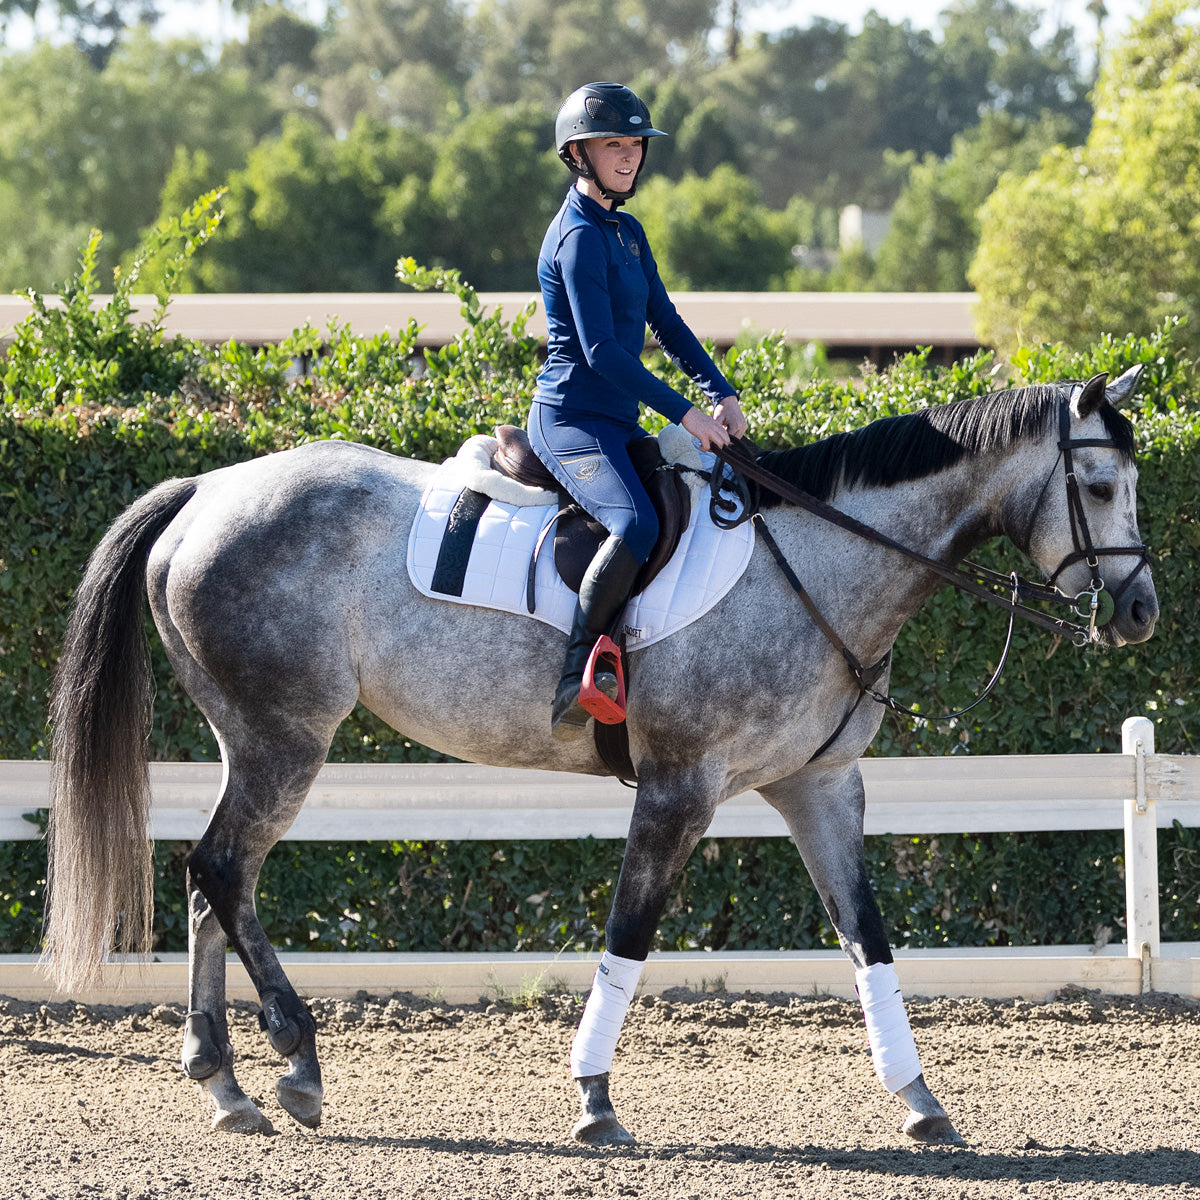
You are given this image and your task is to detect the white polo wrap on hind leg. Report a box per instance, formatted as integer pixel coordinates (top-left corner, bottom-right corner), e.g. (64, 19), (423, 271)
(855, 962), (923, 1092)
(570, 951), (645, 1078)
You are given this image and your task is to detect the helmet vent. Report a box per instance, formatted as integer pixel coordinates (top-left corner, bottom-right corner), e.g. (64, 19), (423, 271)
(584, 96), (619, 122)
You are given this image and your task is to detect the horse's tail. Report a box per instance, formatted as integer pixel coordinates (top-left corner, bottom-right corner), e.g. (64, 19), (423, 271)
(41, 477), (198, 993)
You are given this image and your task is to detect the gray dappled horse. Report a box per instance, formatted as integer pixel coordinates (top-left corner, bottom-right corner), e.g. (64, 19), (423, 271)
(43, 369), (1157, 1145)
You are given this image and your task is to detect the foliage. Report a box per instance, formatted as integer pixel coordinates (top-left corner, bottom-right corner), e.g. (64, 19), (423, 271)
(1, 191), (224, 407)
(422, 104), (563, 291)
(635, 167), (810, 292)
(0, 1), (1097, 294)
(138, 114), (436, 294)
(2, 236), (1198, 958)
(0, 36), (272, 292)
(0, 0), (161, 67)
(873, 111), (1076, 293)
(971, 0), (1200, 357)
(4, 824), (1198, 955)
(703, 0), (1090, 212)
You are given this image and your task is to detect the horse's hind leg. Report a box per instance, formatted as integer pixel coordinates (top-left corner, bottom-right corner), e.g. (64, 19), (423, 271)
(186, 726), (337, 1132)
(760, 765), (962, 1145)
(183, 873), (271, 1133)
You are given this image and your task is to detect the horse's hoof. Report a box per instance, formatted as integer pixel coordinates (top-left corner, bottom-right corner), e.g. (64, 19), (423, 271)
(571, 1073), (633, 1147)
(276, 1074), (323, 1129)
(903, 1110), (964, 1145)
(897, 1073), (963, 1145)
(571, 1112), (635, 1147)
(212, 1101), (275, 1135)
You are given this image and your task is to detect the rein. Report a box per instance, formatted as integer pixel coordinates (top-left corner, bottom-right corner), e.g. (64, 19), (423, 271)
(750, 510), (1020, 725)
(711, 402), (1150, 724)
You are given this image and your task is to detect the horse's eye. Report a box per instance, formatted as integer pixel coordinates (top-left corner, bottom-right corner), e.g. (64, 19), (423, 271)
(1088, 481), (1115, 502)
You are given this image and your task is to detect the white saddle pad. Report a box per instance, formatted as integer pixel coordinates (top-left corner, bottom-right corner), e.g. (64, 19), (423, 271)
(406, 433), (755, 650)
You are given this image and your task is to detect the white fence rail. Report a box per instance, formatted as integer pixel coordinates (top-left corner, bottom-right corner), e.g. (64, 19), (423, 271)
(2, 717), (1197, 1002)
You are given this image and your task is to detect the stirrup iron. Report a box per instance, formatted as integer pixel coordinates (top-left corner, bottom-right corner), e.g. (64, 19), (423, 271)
(580, 635), (626, 724)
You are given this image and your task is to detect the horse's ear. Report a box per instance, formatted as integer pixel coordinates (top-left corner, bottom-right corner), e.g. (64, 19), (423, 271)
(1070, 372), (1109, 419)
(1104, 364), (1145, 408)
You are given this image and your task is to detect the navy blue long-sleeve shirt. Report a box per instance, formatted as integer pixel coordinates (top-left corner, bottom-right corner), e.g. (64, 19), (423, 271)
(533, 187), (735, 426)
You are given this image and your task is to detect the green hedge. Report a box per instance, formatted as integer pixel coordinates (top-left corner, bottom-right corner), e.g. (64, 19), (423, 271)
(4, 823), (1199, 955)
(2, 229), (1198, 955)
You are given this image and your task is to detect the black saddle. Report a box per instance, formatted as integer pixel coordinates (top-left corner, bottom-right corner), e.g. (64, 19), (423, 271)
(493, 425), (691, 596)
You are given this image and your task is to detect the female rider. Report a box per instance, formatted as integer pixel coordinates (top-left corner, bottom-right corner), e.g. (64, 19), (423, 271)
(529, 81), (748, 741)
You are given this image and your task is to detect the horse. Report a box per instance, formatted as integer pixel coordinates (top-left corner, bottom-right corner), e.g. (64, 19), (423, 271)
(42, 367), (1158, 1146)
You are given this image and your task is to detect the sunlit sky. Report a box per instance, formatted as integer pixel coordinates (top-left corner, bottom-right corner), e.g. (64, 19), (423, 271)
(4, 0), (1149, 51)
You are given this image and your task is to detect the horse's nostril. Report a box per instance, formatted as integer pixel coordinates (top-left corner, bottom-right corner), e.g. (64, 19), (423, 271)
(1129, 596), (1158, 633)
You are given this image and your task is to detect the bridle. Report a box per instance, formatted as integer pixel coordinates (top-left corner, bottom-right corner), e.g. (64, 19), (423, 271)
(710, 396), (1151, 727)
(1034, 399), (1152, 630)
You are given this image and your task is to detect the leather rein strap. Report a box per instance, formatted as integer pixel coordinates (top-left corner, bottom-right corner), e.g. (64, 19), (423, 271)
(713, 411), (1145, 646)
(750, 511), (1019, 725)
(710, 404), (1149, 727)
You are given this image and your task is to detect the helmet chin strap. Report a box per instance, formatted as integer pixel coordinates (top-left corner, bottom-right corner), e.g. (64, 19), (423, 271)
(573, 142), (646, 207)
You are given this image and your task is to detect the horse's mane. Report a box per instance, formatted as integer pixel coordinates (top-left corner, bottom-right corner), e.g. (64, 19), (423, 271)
(756, 383), (1136, 506)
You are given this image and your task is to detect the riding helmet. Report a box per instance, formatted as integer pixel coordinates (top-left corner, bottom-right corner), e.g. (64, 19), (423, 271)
(554, 82), (666, 203)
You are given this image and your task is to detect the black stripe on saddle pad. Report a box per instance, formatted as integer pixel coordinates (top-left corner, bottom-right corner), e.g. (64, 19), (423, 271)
(430, 488), (491, 596)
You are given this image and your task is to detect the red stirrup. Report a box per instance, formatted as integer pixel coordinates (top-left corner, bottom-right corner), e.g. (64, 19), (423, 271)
(580, 635), (626, 724)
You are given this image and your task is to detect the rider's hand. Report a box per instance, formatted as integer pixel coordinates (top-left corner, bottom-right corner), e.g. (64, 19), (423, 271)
(681, 396), (747, 451)
(681, 404), (730, 451)
(714, 394), (748, 440)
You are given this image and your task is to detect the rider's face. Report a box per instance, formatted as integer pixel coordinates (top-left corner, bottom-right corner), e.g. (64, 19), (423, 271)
(573, 137), (644, 194)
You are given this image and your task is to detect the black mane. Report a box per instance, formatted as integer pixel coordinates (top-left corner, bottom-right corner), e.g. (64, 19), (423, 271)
(756, 383), (1136, 506)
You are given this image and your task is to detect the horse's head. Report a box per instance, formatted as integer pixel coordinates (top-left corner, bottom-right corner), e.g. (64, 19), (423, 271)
(1025, 366), (1158, 646)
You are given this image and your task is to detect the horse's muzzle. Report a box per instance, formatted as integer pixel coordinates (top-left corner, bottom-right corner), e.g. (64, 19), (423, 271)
(1103, 576), (1159, 646)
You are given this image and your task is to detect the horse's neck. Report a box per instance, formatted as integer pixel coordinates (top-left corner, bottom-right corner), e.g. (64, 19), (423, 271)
(829, 456), (1008, 565)
(762, 445), (1035, 656)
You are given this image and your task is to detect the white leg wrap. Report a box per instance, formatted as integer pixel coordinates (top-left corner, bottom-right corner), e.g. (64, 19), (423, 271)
(569, 951), (645, 1079)
(855, 962), (923, 1093)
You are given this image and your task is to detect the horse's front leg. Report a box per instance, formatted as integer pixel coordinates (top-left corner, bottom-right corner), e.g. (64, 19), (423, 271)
(760, 764), (962, 1145)
(570, 762), (721, 1147)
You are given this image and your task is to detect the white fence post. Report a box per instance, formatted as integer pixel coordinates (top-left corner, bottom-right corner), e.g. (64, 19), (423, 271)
(1122, 716), (1159, 991)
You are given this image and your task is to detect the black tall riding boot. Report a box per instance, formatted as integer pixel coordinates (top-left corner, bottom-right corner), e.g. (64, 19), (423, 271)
(551, 535), (641, 742)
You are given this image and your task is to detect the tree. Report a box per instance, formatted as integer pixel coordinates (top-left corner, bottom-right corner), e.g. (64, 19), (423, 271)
(707, 2), (1089, 212)
(422, 103), (561, 290)
(143, 113), (438, 292)
(0, 0), (1106, 298)
(0, 36), (270, 292)
(466, 0), (722, 111)
(703, 21), (853, 208)
(309, 0), (472, 134)
(873, 111), (1075, 292)
(970, 0), (1200, 356)
(633, 165), (806, 291)
(936, 0), (1090, 138)
(220, 2), (320, 82)
(0, 0), (159, 67)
